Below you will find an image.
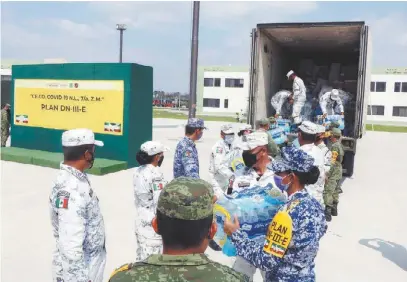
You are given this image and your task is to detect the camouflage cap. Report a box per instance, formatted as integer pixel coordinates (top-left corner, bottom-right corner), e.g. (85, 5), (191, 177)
(157, 177), (214, 220)
(257, 118), (270, 126)
(187, 118), (207, 129)
(268, 116), (276, 123)
(329, 121), (340, 129)
(331, 128), (342, 137)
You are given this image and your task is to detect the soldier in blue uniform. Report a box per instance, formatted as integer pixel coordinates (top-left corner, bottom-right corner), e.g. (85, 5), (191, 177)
(173, 118), (206, 179)
(224, 146), (327, 282)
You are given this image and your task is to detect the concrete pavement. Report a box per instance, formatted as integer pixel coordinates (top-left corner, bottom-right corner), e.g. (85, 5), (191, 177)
(1, 119), (406, 281)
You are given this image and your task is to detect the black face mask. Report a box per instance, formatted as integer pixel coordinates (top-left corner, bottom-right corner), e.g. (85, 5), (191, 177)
(242, 151), (257, 168)
(158, 155), (164, 167)
(86, 151), (95, 169)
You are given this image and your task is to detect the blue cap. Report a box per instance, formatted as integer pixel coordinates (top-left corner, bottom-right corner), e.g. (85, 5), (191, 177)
(187, 118), (206, 129)
(269, 146), (315, 173)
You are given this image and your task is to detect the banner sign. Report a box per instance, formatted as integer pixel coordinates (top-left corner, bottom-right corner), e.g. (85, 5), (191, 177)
(13, 79), (124, 135)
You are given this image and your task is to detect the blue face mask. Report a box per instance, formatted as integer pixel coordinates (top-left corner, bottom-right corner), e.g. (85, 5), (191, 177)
(224, 134), (235, 145)
(273, 174), (291, 191)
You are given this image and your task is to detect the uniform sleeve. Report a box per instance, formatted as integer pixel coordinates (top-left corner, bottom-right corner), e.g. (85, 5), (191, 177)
(319, 93), (328, 114)
(213, 146), (233, 184)
(271, 95), (283, 115)
(293, 79), (305, 99)
(337, 99), (344, 113)
(1, 110), (8, 128)
(232, 230), (281, 272)
(57, 190), (89, 282)
(182, 147), (200, 178)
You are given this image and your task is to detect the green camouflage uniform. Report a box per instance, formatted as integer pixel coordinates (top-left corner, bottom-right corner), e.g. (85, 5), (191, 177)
(1, 108), (10, 147)
(109, 177), (249, 282)
(257, 118), (280, 158)
(323, 129), (344, 208)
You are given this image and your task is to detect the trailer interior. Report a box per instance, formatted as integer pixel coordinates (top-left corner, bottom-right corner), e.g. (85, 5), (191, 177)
(255, 22), (365, 138)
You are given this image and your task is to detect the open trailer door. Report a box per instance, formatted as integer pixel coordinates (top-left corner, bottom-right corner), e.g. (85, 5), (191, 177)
(248, 28), (258, 127)
(354, 24), (369, 139)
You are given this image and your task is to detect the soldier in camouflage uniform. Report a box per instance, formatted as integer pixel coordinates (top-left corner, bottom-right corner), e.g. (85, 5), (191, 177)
(323, 128), (344, 222)
(256, 118), (280, 158)
(1, 103), (11, 147)
(109, 177), (249, 282)
(49, 128), (106, 282)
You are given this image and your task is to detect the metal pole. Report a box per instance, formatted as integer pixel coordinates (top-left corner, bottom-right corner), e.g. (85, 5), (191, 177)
(188, 1), (200, 118)
(119, 30), (124, 63)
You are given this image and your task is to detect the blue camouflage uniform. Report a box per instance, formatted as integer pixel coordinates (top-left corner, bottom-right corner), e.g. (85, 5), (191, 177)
(173, 118), (206, 179)
(231, 146), (327, 282)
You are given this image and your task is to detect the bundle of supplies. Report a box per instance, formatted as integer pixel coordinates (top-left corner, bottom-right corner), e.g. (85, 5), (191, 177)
(276, 118), (292, 134)
(213, 183), (286, 256)
(315, 114), (345, 130)
(268, 127), (288, 145)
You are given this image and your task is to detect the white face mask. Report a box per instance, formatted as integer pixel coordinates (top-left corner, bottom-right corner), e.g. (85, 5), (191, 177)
(224, 135), (235, 144)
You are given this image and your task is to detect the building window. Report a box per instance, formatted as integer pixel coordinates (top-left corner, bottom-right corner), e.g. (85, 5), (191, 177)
(403, 83), (407, 93)
(367, 105), (385, 116)
(204, 78), (221, 87)
(394, 82), (401, 92)
(224, 99), (229, 109)
(203, 98), (220, 108)
(225, 78), (244, 88)
(371, 81), (386, 92)
(392, 106), (407, 117)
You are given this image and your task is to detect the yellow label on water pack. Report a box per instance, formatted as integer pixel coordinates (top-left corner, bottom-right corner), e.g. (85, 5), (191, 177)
(263, 210), (293, 258)
(213, 204), (231, 246)
(13, 79), (124, 135)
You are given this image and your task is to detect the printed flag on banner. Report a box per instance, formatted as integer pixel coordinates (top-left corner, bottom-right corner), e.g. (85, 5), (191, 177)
(15, 115), (29, 123)
(104, 122), (122, 133)
(55, 197), (69, 209)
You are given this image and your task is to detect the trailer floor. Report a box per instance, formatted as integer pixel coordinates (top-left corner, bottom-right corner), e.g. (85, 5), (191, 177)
(1, 119), (406, 282)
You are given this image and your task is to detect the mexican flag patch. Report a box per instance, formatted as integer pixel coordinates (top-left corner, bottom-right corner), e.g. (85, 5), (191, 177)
(15, 115), (29, 123)
(153, 183), (164, 191)
(216, 147), (223, 153)
(104, 122), (122, 133)
(55, 197), (69, 209)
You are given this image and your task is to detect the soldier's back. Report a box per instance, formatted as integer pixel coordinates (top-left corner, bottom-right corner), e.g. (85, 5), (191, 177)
(109, 254), (249, 282)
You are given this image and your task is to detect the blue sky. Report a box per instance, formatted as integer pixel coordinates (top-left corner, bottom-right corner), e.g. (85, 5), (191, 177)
(2, 1), (407, 92)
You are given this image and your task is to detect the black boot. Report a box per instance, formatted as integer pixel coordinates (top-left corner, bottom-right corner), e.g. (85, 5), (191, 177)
(325, 207), (332, 222)
(208, 240), (222, 251)
(332, 202), (338, 216)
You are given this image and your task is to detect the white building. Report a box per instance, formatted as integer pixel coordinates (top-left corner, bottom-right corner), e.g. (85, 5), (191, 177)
(197, 66), (249, 115)
(368, 67), (407, 124)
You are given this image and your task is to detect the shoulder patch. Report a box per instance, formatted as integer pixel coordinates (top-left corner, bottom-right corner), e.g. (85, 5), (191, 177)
(263, 210), (293, 258)
(183, 150), (191, 158)
(55, 197), (69, 209)
(215, 147), (223, 154)
(153, 182), (164, 191)
(56, 190), (70, 198)
(109, 263), (130, 280)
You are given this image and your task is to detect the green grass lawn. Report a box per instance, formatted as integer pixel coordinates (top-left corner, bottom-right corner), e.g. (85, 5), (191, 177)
(153, 109), (236, 122)
(366, 124), (407, 133)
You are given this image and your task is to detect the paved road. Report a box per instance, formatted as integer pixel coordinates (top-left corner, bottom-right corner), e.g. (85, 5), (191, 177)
(1, 119), (406, 281)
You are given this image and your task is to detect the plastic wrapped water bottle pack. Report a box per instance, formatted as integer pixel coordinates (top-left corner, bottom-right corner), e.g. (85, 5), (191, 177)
(213, 183), (286, 256)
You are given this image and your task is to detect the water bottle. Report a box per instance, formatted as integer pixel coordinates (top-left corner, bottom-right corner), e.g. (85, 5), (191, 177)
(222, 236), (237, 257)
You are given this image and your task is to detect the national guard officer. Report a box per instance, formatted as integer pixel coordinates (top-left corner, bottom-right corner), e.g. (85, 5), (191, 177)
(224, 146), (327, 282)
(297, 121), (326, 208)
(49, 128), (106, 282)
(1, 103), (11, 147)
(315, 125), (332, 175)
(319, 89), (344, 118)
(228, 131), (282, 281)
(256, 118), (280, 158)
(173, 118), (206, 179)
(109, 177), (249, 282)
(209, 124), (235, 198)
(323, 128), (344, 221)
(287, 70), (307, 125)
(133, 141), (169, 262)
(270, 90), (293, 118)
